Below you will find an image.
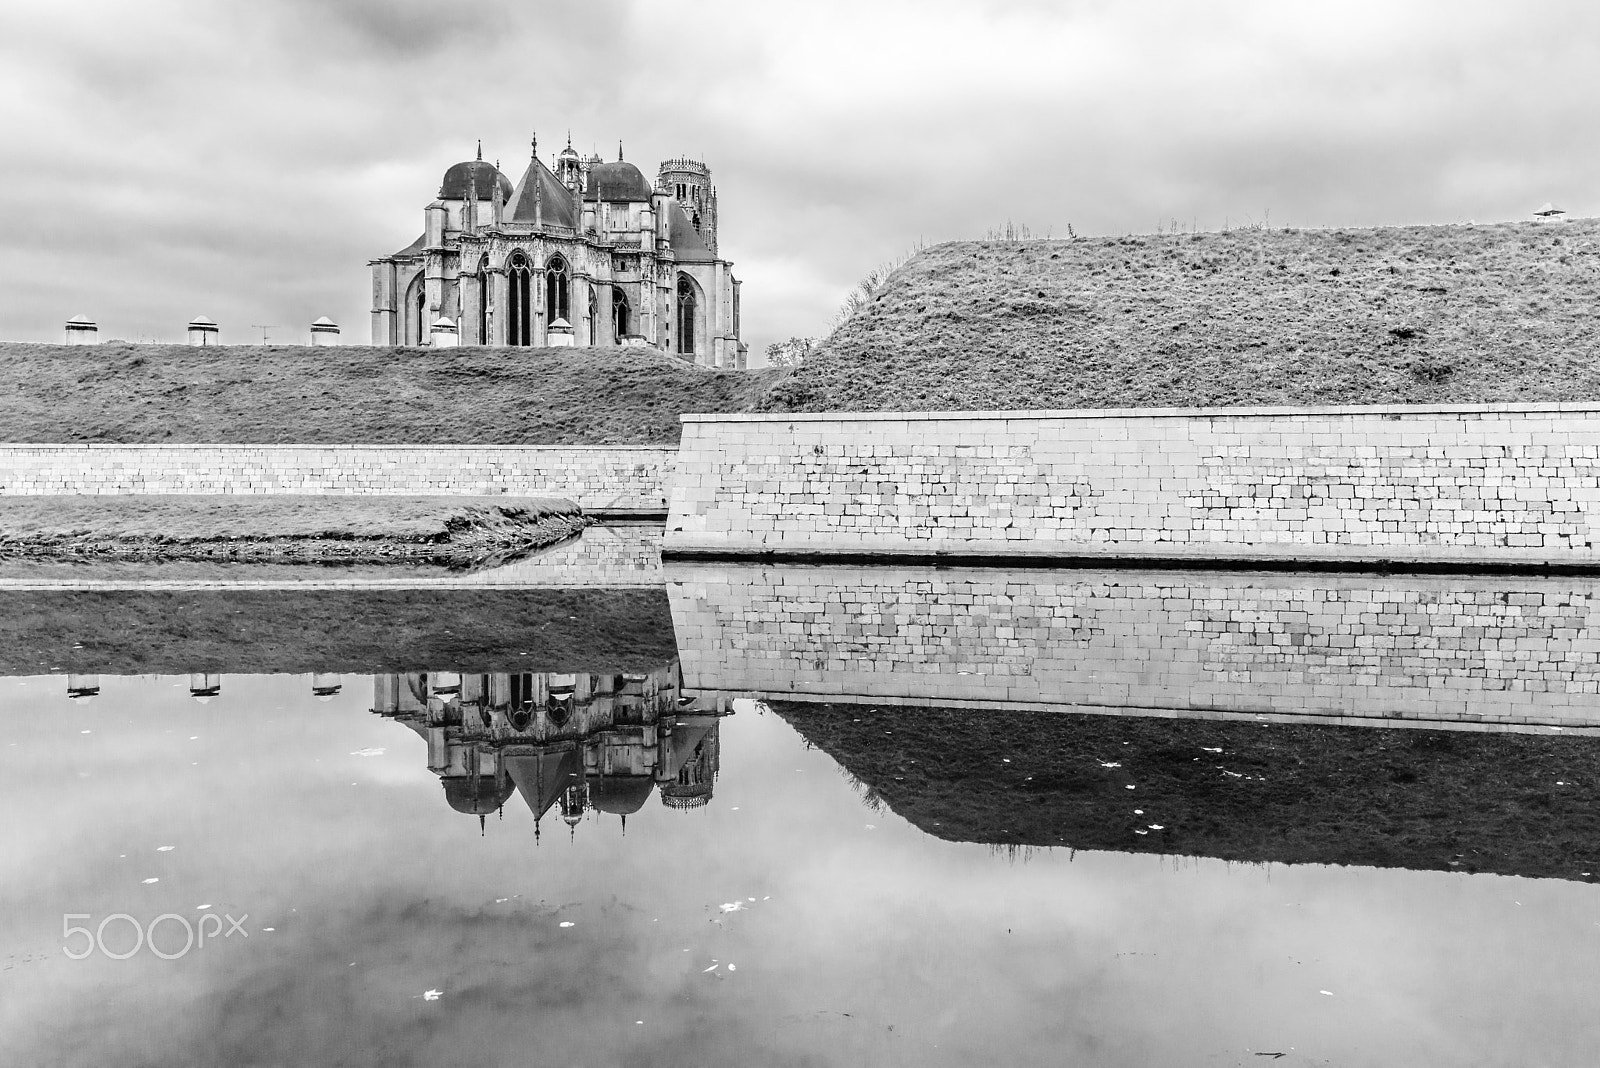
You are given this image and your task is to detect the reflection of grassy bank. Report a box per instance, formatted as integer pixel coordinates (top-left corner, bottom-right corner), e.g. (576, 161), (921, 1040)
(0, 588), (676, 674)
(773, 701), (1600, 882)
(0, 495), (584, 567)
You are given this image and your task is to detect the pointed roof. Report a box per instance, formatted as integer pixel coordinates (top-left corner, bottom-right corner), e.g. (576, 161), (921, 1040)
(389, 233), (426, 259)
(505, 156), (579, 228)
(666, 201), (715, 262)
(505, 750), (582, 822)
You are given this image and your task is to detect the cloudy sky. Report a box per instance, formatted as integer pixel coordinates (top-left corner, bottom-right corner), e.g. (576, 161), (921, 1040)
(1, 0), (1594, 361)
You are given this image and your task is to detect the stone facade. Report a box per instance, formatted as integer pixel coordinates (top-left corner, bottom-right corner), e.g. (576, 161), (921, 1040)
(370, 139), (745, 368)
(0, 444), (673, 513)
(666, 403), (1600, 565)
(666, 562), (1600, 731)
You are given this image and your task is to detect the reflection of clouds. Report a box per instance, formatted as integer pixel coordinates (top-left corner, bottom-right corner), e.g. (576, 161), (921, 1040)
(3, 675), (1598, 1065)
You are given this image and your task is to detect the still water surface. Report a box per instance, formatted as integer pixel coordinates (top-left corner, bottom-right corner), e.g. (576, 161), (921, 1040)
(2, 534), (1599, 1066)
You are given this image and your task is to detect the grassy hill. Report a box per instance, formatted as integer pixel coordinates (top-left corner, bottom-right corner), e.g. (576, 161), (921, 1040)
(0, 343), (779, 444)
(766, 218), (1600, 412)
(7, 219), (1596, 445)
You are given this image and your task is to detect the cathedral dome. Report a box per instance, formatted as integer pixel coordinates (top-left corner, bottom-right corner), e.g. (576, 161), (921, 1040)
(439, 159), (513, 202)
(584, 161), (653, 202)
(589, 775), (655, 815)
(443, 774), (516, 815)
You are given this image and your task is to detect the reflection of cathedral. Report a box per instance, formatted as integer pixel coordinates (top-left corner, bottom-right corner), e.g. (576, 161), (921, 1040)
(372, 660), (727, 835)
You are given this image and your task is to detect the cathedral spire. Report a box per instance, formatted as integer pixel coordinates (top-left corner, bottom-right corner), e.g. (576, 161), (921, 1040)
(531, 132), (538, 159)
(476, 139), (482, 162)
(618, 140), (624, 162)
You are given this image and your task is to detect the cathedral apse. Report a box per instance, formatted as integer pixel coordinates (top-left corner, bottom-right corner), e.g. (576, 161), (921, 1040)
(370, 136), (746, 368)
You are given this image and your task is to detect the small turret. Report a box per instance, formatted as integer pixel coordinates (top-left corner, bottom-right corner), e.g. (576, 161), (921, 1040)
(555, 132), (583, 195)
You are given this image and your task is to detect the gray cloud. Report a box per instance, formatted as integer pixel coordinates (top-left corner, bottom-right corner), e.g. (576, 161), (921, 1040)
(0, 0), (1595, 358)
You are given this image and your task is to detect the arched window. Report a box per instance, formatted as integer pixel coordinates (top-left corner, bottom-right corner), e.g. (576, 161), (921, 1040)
(612, 288), (630, 343)
(410, 276), (426, 345)
(676, 275), (697, 355)
(545, 255), (570, 323)
(476, 256), (489, 345)
(506, 252), (533, 346)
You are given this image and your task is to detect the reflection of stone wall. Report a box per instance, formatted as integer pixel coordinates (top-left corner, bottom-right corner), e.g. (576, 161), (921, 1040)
(666, 405), (1600, 563)
(0, 444), (672, 513)
(667, 563), (1600, 729)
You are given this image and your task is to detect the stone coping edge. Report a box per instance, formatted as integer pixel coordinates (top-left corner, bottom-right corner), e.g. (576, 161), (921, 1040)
(660, 543), (1600, 576)
(0, 443), (678, 452)
(685, 690), (1600, 736)
(680, 401), (1600, 424)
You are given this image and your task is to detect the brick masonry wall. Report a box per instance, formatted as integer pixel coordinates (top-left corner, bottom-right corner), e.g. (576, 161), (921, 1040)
(666, 562), (1600, 730)
(0, 444), (674, 512)
(666, 404), (1600, 563)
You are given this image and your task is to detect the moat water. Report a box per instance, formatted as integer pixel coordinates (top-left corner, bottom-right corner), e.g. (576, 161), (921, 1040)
(2, 525), (1598, 1066)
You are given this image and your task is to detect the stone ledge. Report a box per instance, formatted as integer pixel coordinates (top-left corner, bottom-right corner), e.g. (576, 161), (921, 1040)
(680, 402), (1600, 424)
(660, 540), (1600, 575)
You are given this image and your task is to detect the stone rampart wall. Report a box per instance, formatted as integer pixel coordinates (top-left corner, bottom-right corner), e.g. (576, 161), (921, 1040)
(666, 563), (1600, 730)
(666, 404), (1600, 563)
(0, 444), (673, 512)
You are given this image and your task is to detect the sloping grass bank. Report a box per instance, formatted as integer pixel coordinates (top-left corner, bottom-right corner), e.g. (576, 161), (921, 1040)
(0, 495), (585, 567)
(0, 344), (780, 445)
(767, 218), (1600, 412)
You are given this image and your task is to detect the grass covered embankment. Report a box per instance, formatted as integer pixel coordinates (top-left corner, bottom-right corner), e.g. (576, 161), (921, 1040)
(768, 218), (1600, 412)
(0, 344), (779, 445)
(0, 495), (585, 567)
(774, 702), (1600, 883)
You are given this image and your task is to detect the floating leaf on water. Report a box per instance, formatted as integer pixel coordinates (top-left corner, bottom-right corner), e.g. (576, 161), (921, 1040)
(1149, 824), (1165, 830)
(422, 989), (442, 1001)
(156, 846), (175, 852)
(1202, 747), (1222, 753)
(559, 921), (575, 928)
(142, 877), (159, 884)
(1100, 761), (1121, 768)
(719, 901), (747, 914)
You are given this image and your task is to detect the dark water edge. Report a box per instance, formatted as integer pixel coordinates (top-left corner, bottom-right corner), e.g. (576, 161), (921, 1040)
(0, 588), (677, 674)
(773, 701), (1600, 883)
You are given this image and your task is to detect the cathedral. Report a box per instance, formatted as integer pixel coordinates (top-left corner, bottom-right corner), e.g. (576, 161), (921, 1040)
(369, 136), (746, 368)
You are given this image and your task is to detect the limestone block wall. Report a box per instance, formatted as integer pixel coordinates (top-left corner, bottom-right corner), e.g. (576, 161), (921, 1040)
(666, 404), (1600, 564)
(667, 562), (1600, 731)
(0, 444), (674, 513)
